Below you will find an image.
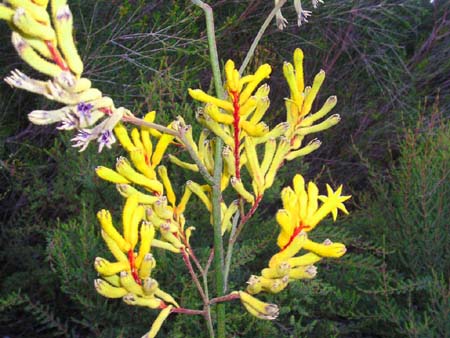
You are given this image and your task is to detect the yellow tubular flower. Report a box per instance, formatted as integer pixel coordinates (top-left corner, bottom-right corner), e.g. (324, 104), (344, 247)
(264, 137), (290, 189)
(13, 7), (56, 42)
(136, 222), (155, 268)
(116, 157), (163, 193)
(138, 253), (156, 280)
(123, 294), (163, 309)
(94, 257), (129, 276)
(141, 126), (153, 157)
(153, 197), (174, 219)
(297, 114), (341, 136)
(301, 70), (325, 117)
(260, 137), (276, 176)
(129, 205), (145, 249)
(145, 207), (165, 229)
(299, 95), (337, 127)
(116, 184), (159, 204)
(185, 226), (195, 244)
(160, 223), (184, 249)
(205, 103), (233, 124)
(151, 239), (181, 253)
(225, 59), (240, 92)
(276, 209), (295, 248)
(302, 238), (347, 258)
(306, 184), (351, 229)
(0, 4), (14, 22)
(96, 166), (130, 184)
(94, 279), (128, 299)
(141, 111), (161, 137)
(114, 123), (136, 152)
(53, 4), (83, 75)
(122, 195), (139, 243)
(97, 209), (130, 252)
(142, 305), (173, 338)
(11, 32), (60, 78)
(175, 187), (192, 214)
(239, 291), (279, 320)
(157, 166), (176, 207)
(285, 139), (322, 161)
(151, 132), (174, 168)
(101, 230), (128, 263)
(230, 177), (255, 204)
(154, 289), (179, 308)
(261, 261), (291, 279)
(202, 117), (234, 148)
(239, 96), (257, 117)
(288, 252), (322, 267)
(244, 137), (264, 187)
(239, 64), (272, 105)
(249, 96), (270, 125)
(168, 155), (199, 172)
(258, 275), (287, 293)
(131, 128), (144, 150)
(142, 277), (159, 296)
(188, 88), (233, 112)
(101, 274), (121, 287)
(12, 5), (52, 35)
(246, 275), (263, 295)
(289, 265), (318, 280)
(21, 35), (53, 59)
(240, 121), (268, 137)
(71, 77), (92, 92)
(221, 199), (239, 235)
(283, 62), (302, 110)
(254, 122), (289, 145)
(186, 180), (212, 211)
(293, 48), (305, 94)
(131, 149), (156, 179)
(120, 271), (144, 295)
(269, 232), (307, 267)
(222, 146), (236, 176)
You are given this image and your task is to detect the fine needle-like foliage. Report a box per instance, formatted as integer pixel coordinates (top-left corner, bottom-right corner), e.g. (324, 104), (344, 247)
(0, 0), (352, 337)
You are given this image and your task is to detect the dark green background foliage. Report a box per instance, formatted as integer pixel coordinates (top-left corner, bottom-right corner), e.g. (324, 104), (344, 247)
(0, 1), (449, 337)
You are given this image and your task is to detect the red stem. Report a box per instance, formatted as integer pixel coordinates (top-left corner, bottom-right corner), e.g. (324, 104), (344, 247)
(209, 293), (240, 305)
(128, 250), (141, 285)
(230, 194), (263, 243)
(171, 307), (205, 315)
(181, 250), (207, 302)
(45, 41), (69, 71)
(281, 223), (311, 251)
(231, 90), (241, 179)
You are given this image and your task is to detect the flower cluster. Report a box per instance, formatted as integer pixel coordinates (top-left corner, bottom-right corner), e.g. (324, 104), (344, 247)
(187, 49), (339, 218)
(2, 1), (351, 333)
(245, 174), (350, 297)
(93, 116), (198, 337)
(0, 0), (128, 151)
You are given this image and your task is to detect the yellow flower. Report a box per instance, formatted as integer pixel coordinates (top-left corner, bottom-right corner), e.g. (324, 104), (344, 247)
(276, 174), (350, 249)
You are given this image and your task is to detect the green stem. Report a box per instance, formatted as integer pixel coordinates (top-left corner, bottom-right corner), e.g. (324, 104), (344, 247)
(239, 0), (287, 75)
(191, 1), (226, 337)
(223, 210), (240, 293)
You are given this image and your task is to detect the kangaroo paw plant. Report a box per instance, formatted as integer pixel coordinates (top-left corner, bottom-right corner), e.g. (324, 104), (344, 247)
(1, 0), (350, 337)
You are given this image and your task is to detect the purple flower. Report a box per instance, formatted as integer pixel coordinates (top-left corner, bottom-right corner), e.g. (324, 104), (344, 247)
(77, 102), (94, 119)
(71, 129), (93, 152)
(97, 129), (116, 152)
(57, 115), (77, 130)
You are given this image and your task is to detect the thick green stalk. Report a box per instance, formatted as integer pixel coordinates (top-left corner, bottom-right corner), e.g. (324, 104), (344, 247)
(191, 1), (226, 337)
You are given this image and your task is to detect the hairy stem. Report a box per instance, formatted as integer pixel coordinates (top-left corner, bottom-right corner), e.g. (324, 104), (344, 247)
(191, 1), (226, 337)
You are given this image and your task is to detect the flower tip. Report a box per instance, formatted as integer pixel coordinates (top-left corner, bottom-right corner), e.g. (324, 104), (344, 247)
(294, 48), (304, 60)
